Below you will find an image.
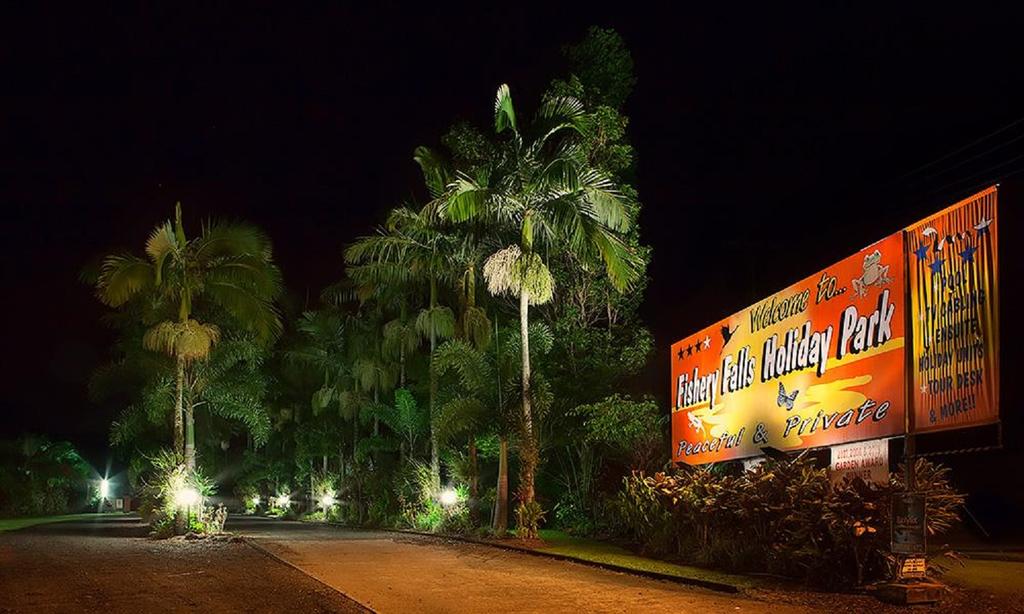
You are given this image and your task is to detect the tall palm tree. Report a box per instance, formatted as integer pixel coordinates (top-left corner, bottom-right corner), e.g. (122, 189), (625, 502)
(442, 85), (642, 537)
(96, 203), (282, 469)
(345, 205), (458, 493)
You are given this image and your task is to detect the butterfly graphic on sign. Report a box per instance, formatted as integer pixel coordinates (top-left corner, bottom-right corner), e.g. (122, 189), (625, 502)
(777, 382), (799, 411)
(687, 411), (707, 437)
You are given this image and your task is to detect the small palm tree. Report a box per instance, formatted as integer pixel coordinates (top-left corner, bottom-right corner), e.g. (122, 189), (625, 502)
(96, 203), (282, 469)
(442, 85), (642, 537)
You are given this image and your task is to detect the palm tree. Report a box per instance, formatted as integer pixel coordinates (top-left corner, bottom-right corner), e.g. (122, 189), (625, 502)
(442, 85), (642, 537)
(345, 205), (458, 493)
(96, 203), (282, 470)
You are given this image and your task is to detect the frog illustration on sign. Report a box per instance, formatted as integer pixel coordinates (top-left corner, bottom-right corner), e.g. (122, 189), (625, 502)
(851, 249), (891, 298)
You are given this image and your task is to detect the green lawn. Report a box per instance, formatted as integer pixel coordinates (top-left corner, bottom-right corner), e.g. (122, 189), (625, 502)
(0, 513), (122, 533)
(535, 530), (757, 589)
(942, 559), (1024, 597)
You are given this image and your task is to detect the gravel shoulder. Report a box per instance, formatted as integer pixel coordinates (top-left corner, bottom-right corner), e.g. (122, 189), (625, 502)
(0, 515), (364, 613)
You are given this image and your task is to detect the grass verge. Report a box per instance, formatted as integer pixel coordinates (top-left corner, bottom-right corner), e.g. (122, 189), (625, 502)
(532, 530), (761, 589)
(0, 512), (122, 533)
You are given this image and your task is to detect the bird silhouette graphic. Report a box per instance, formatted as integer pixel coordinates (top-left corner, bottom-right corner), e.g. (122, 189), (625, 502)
(720, 324), (739, 347)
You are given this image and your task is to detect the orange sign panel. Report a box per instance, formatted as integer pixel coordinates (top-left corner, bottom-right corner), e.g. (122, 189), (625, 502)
(671, 232), (907, 464)
(907, 187), (999, 432)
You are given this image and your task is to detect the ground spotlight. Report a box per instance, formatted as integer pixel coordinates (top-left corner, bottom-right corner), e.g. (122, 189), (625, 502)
(439, 488), (458, 507)
(100, 478), (110, 499)
(174, 486), (200, 509)
(321, 493), (336, 508)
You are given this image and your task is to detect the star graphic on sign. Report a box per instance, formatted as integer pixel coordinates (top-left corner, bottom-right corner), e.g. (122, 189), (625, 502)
(959, 244), (977, 262)
(975, 217), (993, 236)
(687, 345), (694, 356)
(920, 383), (928, 395)
(929, 258), (944, 275)
(694, 341), (702, 353)
(913, 243), (929, 261)
(677, 347), (684, 360)
(702, 336), (711, 349)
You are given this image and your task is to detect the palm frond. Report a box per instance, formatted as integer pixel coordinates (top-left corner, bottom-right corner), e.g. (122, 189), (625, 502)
(194, 221), (274, 262)
(415, 305), (456, 341)
(203, 278), (282, 341)
(435, 397), (488, 444)
(494, 83), (517, 134)
(443, 175), (490, 223)
(145, 221), (179, 285)
(414, 145), (451, 199)
(96, 254), (154, 307)
(587, 227), (643, 292)
(433, 339), (493, 393)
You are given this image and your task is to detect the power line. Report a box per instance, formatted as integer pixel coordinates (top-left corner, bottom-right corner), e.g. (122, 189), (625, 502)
(942, 166), (1024, 202)
(924, 154), (1023, 196)
(897, 115), (1024, 180)
(908, 131), (1024, 186)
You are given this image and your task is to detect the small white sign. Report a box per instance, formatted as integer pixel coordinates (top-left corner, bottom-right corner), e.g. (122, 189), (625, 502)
(901, 557), (927, 578)
(830, 439), (889, 485)
(742, 456), (766, 472)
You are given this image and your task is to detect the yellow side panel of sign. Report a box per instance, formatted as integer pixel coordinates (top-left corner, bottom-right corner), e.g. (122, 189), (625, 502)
(906, 186), (999, 433)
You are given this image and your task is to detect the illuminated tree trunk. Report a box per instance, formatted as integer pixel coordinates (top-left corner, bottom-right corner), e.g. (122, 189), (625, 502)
(428, 274), (441, 495)
(174, 356), (185, 460)
(518, 289), (536, 519)
(493, 436), (509, 536)
(184, 399), (195, 471)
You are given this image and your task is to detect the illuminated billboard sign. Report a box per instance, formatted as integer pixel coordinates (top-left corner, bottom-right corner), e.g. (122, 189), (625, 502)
(671, 231), (907, 464)
(670, 186), (1000, 465)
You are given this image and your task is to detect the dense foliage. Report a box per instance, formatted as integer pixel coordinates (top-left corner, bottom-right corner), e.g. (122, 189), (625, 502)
(614, 456), (965, 588)
(0, 436), (94, 517)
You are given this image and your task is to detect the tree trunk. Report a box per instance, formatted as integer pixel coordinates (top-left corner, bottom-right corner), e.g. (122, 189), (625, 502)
(372, 390), (380, 471)
(309, 458), (315, 512)
(399, 300), (408, 388)
(428, 274), (441, 495)
(174, 355), (185, 460)
(184, 397), (195, 471)
(493, 436), (509, 536)
(468, 435), (479, 526)
(518, 289), (535, 506)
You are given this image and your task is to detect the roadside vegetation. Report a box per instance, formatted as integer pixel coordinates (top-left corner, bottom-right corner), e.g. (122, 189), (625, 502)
(0, 435), (94, 517)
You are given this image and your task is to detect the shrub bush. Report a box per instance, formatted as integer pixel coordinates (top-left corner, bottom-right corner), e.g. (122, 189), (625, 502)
(614, 455), (964, 589)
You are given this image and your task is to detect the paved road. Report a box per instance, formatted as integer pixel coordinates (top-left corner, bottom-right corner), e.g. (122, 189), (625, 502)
(230, 516), (809, 614)
(0, 515), (364, 613)
(4, 515), (1015, 613)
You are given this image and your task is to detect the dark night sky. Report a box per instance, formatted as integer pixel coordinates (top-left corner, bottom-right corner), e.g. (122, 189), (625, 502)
(3, 4), (1023, 511)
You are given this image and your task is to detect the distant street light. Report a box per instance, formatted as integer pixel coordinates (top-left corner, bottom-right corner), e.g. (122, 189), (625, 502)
(100, 478), (110, 499)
